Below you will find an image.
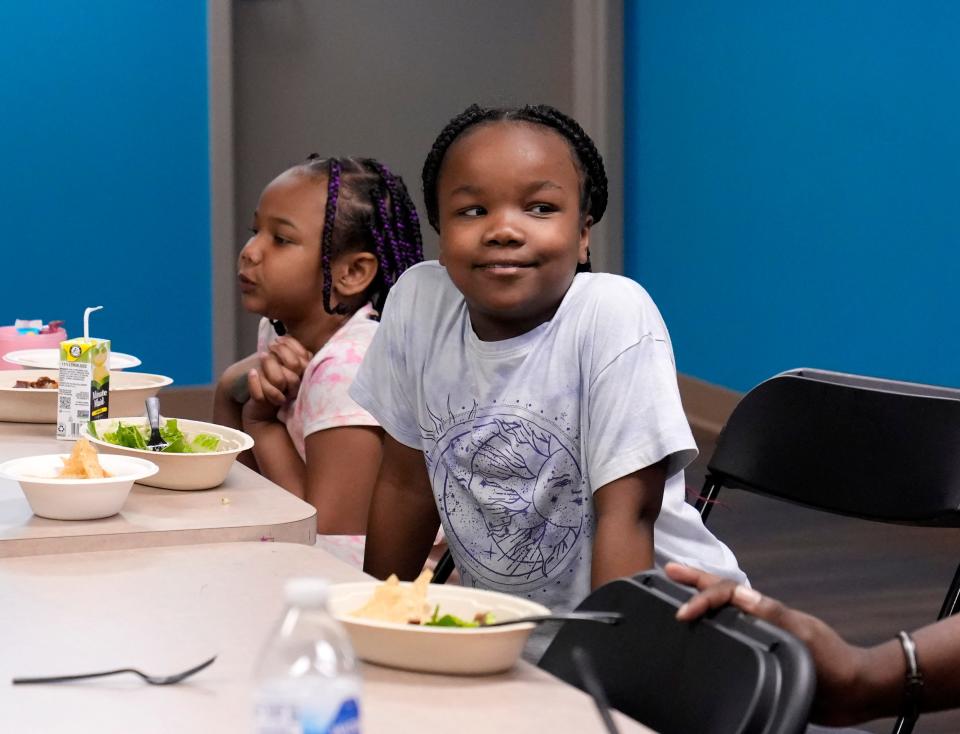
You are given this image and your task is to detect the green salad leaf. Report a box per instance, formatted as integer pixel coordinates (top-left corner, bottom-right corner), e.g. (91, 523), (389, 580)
(190, 432), (222, 453)
(423, 605), (494, 628)
(92, 419), (222, 454)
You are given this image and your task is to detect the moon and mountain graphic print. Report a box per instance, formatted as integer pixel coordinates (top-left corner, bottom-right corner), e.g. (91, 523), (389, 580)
(422, 399), (590, 593)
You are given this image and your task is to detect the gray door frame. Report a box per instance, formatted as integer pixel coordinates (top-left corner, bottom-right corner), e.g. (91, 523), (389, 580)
(207, 0), (623, 378)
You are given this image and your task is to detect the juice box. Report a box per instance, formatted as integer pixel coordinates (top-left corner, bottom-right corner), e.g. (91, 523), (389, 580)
(57, 337), (110, 440)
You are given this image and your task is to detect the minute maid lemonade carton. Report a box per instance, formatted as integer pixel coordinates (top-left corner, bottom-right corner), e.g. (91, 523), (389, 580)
(57, 306), (110, 440)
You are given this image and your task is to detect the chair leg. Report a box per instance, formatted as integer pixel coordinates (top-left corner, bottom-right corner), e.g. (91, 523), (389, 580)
(937, 561), (960, 619)
(695, 475), (723, 524)
(891, 713), (917, 734)
(432, 549), (455, 584)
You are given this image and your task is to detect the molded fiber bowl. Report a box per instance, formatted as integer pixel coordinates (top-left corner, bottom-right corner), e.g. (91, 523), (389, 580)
(81, 417), (254, 490)
(0, 453), (159, 520)
(0, 370), (173, 424)
(328, 581), (551, 675)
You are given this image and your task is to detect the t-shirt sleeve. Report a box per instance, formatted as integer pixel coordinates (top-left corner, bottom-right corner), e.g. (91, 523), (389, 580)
(299, 336), (380, 437)
(586, 334), (697, 492)
(256, 317), (274, 353)
(348, 285), (423, 450)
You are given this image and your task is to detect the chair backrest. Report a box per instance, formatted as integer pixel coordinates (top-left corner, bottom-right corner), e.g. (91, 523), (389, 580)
(706, 369), (960, 525)
(539, 572), (815, 734)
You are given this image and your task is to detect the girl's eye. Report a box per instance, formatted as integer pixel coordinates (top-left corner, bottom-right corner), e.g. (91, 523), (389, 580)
(529, 203), (558, 215)
(460, 206), (486, 217)
(273, 235), (293, 246)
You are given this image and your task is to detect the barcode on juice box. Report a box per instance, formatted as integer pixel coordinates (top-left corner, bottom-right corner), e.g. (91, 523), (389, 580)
(59, 396), (71, 410)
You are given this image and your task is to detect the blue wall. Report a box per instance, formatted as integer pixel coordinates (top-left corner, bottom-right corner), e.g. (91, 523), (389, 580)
(625, 2), (960, 392)
(0, 2), (211, 385)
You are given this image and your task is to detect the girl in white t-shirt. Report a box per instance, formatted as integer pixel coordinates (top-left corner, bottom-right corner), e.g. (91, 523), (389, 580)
(351, 106), (744, 628)
(214, 156), (422, 561)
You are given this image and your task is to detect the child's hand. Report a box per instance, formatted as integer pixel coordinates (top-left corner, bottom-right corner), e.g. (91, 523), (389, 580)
(242, 367), (285, 424)
(266, 336), (312, 380)
(665, 562), (868, 725)
(257, 338), (310, 399)
(241, 338), (312, 425)
(254, 337), (311, 403)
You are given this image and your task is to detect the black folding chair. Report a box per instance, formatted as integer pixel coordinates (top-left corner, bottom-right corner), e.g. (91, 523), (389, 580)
(696, 368), (960, 734)
(539, 571), (815, 734)
(432, 548), (456, 584)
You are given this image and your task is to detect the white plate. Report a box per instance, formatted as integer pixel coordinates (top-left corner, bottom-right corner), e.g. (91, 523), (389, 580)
(82, 417), (254, 490)
(0, 453), (159, 520)
(0, 370), (173, 424)
(3, 349), (141, 370)
(329, 581), (551, 675)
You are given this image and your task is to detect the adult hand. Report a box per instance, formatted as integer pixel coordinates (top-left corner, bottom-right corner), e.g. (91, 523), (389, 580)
(664, 562), (872, 726)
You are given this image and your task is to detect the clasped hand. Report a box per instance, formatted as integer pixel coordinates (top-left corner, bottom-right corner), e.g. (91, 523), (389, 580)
(242, 336), (312, 424)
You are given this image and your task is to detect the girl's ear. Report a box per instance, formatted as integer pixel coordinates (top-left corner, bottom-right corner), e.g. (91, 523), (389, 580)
(331, 251), (379, 299)
(578, 215), (594, 264)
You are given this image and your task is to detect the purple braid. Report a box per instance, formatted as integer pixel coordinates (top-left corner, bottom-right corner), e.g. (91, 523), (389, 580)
(366, 216), (393, 288)
(319, 159), (346, 315)
(371, 161), (424, 270)
(298, 154), (423, 316)
(373, 189), (404, 283)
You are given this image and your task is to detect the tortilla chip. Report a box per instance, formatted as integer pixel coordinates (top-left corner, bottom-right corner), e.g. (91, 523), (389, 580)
(351, 569), (433, 624)
(58, 437), (110, 479)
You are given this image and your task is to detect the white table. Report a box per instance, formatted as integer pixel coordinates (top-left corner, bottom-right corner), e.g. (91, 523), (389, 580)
(0, 422), (316, 557)
(0, 542), (650, 733)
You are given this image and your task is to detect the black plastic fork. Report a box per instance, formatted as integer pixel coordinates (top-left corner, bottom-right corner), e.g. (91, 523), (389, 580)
(145, 396), (168, 452)
(12, 655), (216, 686)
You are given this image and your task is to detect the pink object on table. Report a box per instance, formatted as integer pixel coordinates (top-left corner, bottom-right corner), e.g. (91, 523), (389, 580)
(0, 325), (67, 370)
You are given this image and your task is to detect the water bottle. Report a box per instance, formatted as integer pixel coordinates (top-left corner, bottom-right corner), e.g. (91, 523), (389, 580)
(254, 578), (361, 734)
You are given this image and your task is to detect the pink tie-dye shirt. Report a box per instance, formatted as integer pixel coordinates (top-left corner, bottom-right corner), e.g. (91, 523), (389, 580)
(257, 305), (380, 569)
(256, 303), (380, 460)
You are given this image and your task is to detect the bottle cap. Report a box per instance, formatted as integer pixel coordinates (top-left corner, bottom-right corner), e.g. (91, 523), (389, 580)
(284, 578), (329, 607)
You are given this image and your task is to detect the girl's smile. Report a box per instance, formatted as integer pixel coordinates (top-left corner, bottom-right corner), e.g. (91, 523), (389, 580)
(436, 121), (591, 341)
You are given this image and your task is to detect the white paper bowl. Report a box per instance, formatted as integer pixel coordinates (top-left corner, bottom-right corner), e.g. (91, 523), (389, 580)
(3, 349), (141, 370)
(0, 453), (159, 520)
(328, 582), (551, 675)
(81, 417), (254, 491)
(0, 370), (173, 424)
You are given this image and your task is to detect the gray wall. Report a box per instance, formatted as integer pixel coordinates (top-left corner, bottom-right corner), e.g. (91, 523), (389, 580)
(228, 0), (619, 357)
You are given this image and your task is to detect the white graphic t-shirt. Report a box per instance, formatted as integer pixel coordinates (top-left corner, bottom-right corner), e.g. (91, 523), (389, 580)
(350, 262), (745, 615)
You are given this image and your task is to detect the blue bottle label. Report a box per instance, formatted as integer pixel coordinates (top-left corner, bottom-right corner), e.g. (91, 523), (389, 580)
(302, 698), (359, 734)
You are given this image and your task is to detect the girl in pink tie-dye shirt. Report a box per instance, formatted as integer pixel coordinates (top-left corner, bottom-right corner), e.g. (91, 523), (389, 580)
(214, 156), (423, 566)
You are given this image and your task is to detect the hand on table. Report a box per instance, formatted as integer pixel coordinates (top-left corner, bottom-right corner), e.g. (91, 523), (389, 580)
(664, 562), (871, 726)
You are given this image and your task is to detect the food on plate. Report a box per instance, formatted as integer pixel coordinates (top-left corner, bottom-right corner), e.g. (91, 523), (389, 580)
(88, 418), (222, 454)
(58, 437), (110, 479)
(424, 607), (495, 628)
(13, 375), (58, 389)
(352, 570), (433, 624)
(350, 570), (494, 627)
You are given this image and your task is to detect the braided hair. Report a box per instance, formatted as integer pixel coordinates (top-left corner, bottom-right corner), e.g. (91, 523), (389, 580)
(299, 155), (423, 315)
(421, 104), (608, 272)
